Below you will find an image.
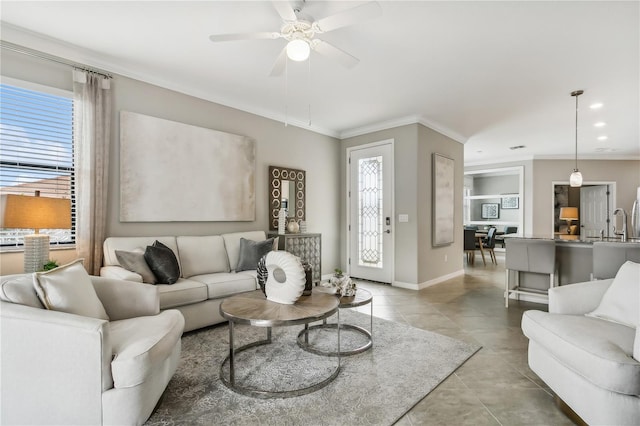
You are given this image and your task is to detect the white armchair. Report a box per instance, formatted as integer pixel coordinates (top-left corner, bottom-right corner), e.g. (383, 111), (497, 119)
(1, 273), (185, 425)
(522, 263), (640, 425)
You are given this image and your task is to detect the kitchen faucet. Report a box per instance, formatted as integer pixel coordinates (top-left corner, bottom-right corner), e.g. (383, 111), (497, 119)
(613, 208), (628, 242)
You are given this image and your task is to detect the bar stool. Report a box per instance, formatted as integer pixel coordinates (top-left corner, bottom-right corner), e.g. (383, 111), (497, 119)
(505, 238), (556, 307)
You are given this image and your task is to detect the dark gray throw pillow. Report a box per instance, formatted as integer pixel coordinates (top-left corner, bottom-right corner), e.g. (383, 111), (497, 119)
(144, 241), (180, 284)
(115, 249), (157, 284)
(236, 237), (275, 272)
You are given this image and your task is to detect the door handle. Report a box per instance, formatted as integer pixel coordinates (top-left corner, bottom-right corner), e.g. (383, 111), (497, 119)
(385, 229), (391, 234)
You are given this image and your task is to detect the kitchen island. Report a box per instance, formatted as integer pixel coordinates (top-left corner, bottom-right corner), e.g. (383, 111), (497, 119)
(504, 237), (640, 304)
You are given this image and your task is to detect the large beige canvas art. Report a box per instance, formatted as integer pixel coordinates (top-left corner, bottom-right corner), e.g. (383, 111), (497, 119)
(120, 111), (255, 222)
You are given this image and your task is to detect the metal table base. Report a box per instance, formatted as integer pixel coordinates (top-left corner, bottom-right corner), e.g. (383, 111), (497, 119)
(297, 289), (373, 357)
(220, 311), (341, 399)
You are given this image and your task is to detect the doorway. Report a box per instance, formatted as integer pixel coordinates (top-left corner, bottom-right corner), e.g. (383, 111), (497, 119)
(552, 182), (616, 238)
(347, 141), (394, 283)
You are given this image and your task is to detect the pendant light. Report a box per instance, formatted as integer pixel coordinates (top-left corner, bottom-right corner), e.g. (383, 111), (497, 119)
(569, 90), (584, 187)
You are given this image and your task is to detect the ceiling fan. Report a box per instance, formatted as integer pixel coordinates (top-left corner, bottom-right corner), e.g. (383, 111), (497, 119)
(209, 1), (381, 76)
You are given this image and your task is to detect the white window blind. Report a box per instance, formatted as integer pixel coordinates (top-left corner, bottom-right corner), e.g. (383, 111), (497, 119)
(0, 83), (75, 247)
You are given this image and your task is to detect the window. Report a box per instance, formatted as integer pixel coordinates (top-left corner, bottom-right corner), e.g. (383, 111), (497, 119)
(0, 82), (75, 248)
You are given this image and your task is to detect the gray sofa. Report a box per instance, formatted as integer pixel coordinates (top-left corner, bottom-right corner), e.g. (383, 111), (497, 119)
(0, 272), (184, 425)
(100, 230), (269, 332)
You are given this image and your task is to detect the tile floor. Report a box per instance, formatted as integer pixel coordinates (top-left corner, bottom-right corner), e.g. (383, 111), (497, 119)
(352, 251), (576, 426)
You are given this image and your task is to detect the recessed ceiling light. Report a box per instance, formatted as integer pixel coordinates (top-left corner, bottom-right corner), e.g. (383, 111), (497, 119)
(509, 145), (526, 150)
(594, 122), (606, 127)
(597, 135), (608, 141)
(590, 103), (603, 109)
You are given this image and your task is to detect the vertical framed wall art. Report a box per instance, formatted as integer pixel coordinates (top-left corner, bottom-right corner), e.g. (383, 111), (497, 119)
(432, 153), (455, 247)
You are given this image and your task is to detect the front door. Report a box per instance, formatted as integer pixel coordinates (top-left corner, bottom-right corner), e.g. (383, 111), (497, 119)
(580, 185), (611, 238)
(348, 142), (393, 283)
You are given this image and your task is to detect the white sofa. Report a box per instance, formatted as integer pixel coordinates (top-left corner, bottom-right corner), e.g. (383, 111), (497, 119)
(101, 230), (268, 332)
(0, 273), (184, 425)
(521, 260), (640, 425)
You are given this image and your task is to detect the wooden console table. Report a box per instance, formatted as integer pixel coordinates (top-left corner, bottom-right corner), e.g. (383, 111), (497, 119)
(268, 232), (321, 284)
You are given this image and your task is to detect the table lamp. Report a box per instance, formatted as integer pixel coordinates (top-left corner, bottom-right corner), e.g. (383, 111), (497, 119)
(559, 207), (579, 235)
(1, 191), (71, 272)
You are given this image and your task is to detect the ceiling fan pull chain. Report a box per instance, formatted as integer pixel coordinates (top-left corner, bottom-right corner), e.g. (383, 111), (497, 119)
(285, 55), (289, 127)
(307, 54), (312, 126)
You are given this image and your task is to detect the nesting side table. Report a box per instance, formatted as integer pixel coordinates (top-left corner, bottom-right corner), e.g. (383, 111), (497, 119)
(219, 290), (340, 398)
(297, 288), (373, 356)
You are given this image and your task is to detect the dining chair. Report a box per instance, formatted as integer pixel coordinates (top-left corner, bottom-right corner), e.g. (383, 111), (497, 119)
(464, 229), (477, 265)
(482, 227), (498, 265)
(497, 226), (517, 248)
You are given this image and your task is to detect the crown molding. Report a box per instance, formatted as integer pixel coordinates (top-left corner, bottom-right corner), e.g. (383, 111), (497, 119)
(1, 23), (340, 139)
(339, 114), (468, 143)
(464, 153), (640, 167)
(338, 115), (421, 139)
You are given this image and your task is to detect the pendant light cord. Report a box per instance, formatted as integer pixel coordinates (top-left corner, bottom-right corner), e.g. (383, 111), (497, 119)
(575, 92), (579, 170)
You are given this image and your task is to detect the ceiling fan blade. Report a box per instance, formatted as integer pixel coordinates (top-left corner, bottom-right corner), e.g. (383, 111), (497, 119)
(272, 1), (297, 22)
(209, 32), (280, 42)
(270, 47), (288, 77)
(312, 40), (359, 69)
(313, 1), (381, 33)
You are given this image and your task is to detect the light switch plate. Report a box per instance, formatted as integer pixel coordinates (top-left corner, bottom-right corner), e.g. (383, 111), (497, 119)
(399, 214), (409, 223)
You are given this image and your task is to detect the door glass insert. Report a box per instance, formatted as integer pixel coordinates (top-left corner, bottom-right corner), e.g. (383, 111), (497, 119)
(358, 156), (383, 268)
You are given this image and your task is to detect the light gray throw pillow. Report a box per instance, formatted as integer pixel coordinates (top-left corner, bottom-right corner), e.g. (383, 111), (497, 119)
(33, 259), (109, 320)
(116, 249), (157, 284)
(587, 260), (640, 328)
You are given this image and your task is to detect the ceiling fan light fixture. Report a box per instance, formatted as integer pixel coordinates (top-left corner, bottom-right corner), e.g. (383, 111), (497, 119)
(286, 39), (310, 61)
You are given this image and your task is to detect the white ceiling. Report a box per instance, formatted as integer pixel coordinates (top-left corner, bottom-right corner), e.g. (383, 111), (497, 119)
(1, 1), (638, 164)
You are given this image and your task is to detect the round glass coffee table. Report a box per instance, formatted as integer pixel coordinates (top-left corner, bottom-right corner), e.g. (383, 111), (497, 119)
(219, 290), (340, 399)
(297, 288), (373, 356)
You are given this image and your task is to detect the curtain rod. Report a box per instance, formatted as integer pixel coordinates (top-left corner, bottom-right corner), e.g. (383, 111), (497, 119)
(1, 40), (113, 79)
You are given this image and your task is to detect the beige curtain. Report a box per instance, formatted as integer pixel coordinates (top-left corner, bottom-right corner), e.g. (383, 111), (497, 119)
(73, 70), (112, 275)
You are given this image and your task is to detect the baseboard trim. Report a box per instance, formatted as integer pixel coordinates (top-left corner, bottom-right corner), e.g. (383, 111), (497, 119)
(393, 269), (465, 290)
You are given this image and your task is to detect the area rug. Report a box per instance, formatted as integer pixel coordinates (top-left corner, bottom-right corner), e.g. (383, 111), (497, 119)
(146, 310), (481, 426)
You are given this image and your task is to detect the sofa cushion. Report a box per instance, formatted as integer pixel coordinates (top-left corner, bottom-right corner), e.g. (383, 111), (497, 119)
(189, 272), (258, 299)
(522, 310), (640, 395)
(221, 231), (267, 271)
(109, 309), (185, 389)
(0, 274), (44, 308)
(176, 236), (230, 277)
(145, 241), (181, 284)
(157, 279), (208, 309)
(115, 249), (157, 284)
(33, 259), (109, 320)
(236, 237), (275, 272)
(587, 261), (640, 328)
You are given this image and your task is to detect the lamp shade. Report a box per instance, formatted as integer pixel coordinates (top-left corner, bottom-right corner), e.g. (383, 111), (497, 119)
(559, 207), (579, 221)
(1, 194), (71, 230)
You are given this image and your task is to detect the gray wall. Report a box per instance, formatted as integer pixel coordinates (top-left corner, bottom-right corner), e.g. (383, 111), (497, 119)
(532, 159), (640, 237)
(417, 124), (464, 284)
(466, 159), (640, 238)
(0, 49), (342, 275)
(341, 123), (464, 287)
(465, 160), (534, 236)
(471, 175), (520, 223)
